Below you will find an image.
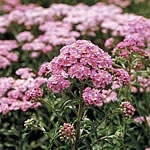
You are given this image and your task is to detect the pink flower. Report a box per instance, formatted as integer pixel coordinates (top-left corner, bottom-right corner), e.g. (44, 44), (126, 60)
(31, 52), (39, 58)
(16, 68), (35, 79)
(47, 75), (70, 93)
(42, 45), (53, 53)
(0, 56), (10, 69)
(90, 70), (112, 88)
(68, 63), (91, 80)
(25, 87), (43, 101)
(102, 90), (117, 103)
(134, 116), (144, 124)
(114, 68), (130, 85)
(6, 52), (18, 62)
(82, 87), (103, 107)
(38, 62), (51, 76)
(105, 38), (114, 48)
(7, 90), (23, 99)
(120, 101), (135, 117)
(16, 31), (34, 42)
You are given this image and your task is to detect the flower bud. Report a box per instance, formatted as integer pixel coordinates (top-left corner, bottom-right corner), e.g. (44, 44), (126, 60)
(120, 101), (135, 117)
(59, 123), (76, 141)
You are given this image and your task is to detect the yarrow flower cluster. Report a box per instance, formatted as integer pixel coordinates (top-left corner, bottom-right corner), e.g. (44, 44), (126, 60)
(47, 75), (70, 93)
(0, 2), (149, 70)
(131, 75), (150, 93)
(82, 87), (103, 107)
(120, 101), (135, 117)
(16, 67), (36, 79)
(59, 123), (76, 141)
(108, 0), (130, 7)
(0, 40), (18, 69)
(113, 68), (130, 85)
(0, 68), (46, 114)
(39, 40), (130, 107)
(25, 87), (43, 101)
(39, 40), (113, 92)
(16, 31), (34, 42)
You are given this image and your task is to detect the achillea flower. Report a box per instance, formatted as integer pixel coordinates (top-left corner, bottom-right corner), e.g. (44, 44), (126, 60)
(31, 52), (39, 58)
(38, 62), (51, 76)
(82, 87), (103, 107)
(59, 123), (76, 141)
(120, 101), (135, 117)
(105, 38), (114, 49)
(0, 77), (14, 97)
(68, 63), (91, 80)
(16, 31), (34, 42)
(25, 87), (43, 101)
(134, 116), (144, 124)
(22, 41), (45, 52)
(90, 70), (112, 88)
(40, 40), (115, 93)
(7, 90), (23, 99)
(0, 97), (41, 115)
(114, 69), (130, 85)
(6, 52), (18, 62)
(16, 68), (36, 79)
(42, 45), (53, 53)
(107, 0), (130, 8)
(102, 89), (117, 103)
(47, 75), (70, 93)
(0, 56), (10, 69)
(0, 74), (46, 114)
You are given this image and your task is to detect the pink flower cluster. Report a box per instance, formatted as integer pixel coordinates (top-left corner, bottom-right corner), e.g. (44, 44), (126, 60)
(120, 101), (135, 117)
(105, 38), (115, 49)
(134, 116), (145, 124)
(107, 0), (130, 8)
(16, 67), (36, 79)
(102, 89), (117, 103)
(82, 87), (103, 107)
(0, 0), (21, 12)
(113, 34), (146, 59)
(0, 68), (47, 115)
(131, 76), (150, 93)
(39, 40), (129, 106)
(16, 31), (34, 42)
(112, 16), (150, 59)
(0, 2), (150, 70)
(113, 68), (130, 85)
(47, 75), (70, 93)
(39, 40), (113, 92)
(25, 87), (43, 101)
(134, 116), (150, 127)
(0, 40), (18, 69)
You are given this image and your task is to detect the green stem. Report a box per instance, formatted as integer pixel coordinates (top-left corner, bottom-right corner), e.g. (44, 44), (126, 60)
(74, 103), (85, 150)
(42, 99), (64, 123)
(84, 111), (119, 138)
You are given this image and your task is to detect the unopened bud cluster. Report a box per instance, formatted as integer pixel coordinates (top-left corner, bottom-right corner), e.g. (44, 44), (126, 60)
(24, 118), (35, 128)
(59, 123), (76, 141)
(120, 101), (135, 117)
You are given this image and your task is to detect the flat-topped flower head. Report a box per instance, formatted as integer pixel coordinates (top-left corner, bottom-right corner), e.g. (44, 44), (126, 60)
(39, 40), (114, 93)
